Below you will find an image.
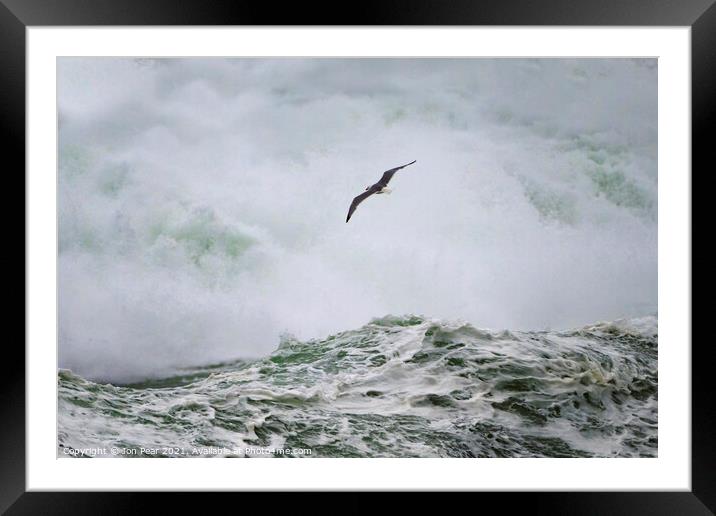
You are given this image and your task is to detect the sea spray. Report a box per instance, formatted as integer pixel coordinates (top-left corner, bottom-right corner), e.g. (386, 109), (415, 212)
(58, 58), (657, 384)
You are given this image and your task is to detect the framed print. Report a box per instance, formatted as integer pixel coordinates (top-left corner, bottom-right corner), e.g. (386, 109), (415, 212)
(5, 0), (710, 512)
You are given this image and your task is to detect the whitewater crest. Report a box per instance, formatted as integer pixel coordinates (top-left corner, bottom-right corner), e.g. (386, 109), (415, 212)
(58, 315), (657, 458)
(58, 58), (657, 380)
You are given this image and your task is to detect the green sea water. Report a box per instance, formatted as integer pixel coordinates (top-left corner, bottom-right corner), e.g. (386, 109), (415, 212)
(58, 314), (657, 458)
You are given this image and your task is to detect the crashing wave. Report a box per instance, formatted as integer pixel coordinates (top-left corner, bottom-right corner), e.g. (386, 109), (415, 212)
(58, 315), (657, 458)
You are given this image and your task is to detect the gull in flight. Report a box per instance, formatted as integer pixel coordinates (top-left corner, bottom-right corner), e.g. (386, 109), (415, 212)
(345, 160), (416, 223)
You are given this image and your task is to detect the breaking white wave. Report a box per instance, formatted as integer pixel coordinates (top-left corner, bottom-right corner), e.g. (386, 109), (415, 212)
(58, 58), (657, 382)
(58, 315), (657, 458)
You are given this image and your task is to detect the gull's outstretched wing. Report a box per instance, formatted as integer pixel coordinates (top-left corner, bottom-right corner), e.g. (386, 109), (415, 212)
(377, 160), (416, 187)
(346, 186), (379, 223)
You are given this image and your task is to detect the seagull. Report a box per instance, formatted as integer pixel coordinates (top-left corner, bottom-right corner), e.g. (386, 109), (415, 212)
(345, 160), (416, 223)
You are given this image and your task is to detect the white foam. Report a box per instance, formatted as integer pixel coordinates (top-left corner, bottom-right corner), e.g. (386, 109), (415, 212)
(58, 58), (657, 381)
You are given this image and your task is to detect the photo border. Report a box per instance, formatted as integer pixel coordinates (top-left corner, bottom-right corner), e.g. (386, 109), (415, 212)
(5, 0), (710, 512)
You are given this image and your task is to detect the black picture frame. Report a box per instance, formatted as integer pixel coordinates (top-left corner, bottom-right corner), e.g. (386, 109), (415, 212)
(4, 0), (709, 513)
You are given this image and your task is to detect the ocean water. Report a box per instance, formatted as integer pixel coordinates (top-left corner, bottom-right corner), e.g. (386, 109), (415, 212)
(57, 58), (657, 457)
(59, 315), (657, 457)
